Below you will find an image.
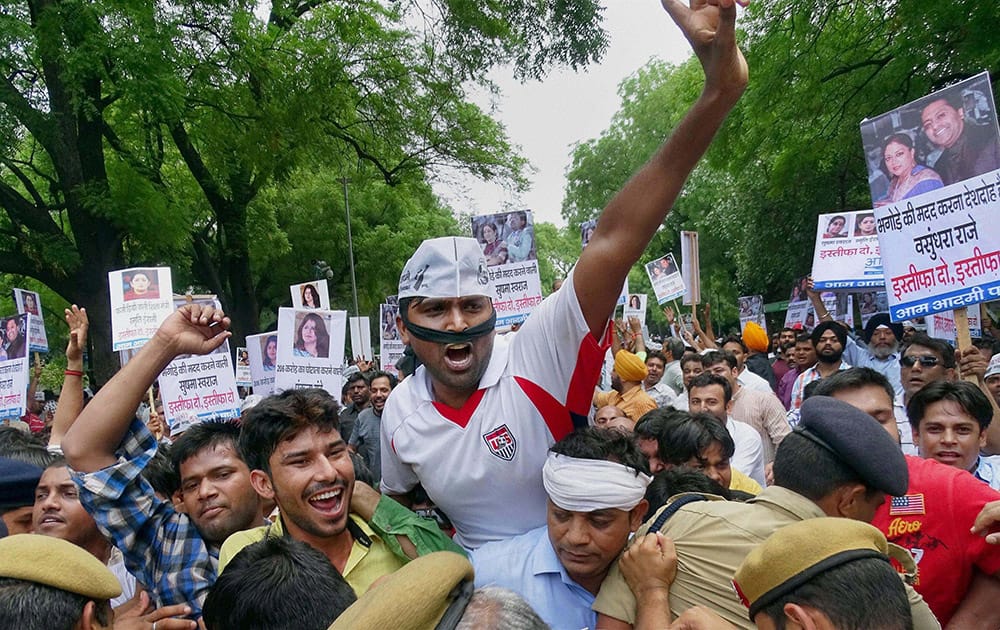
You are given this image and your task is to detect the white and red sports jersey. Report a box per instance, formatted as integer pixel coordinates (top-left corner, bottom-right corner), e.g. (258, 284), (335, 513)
(379, 271), (609, 549)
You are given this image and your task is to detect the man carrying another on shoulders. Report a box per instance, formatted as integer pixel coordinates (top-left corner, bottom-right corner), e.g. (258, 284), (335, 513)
(379, 0), (750, 550)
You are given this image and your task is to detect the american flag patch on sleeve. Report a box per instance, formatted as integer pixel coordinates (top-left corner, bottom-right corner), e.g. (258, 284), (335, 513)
(889, 494), (925, 516)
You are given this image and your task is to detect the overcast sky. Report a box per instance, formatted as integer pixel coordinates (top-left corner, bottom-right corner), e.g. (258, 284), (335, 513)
(434, 1), (699, 228)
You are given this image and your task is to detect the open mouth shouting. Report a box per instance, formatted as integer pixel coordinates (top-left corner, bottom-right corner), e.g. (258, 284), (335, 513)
(444, 343), (474, 372)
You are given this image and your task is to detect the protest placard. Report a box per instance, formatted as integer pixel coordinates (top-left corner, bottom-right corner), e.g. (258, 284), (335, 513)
(349, 317), (372, 361)
(235, 346), (251, 387)
(811, 211), (885, 290)
(12, 289), (47, 353)
(274, 308), (347, 395)
(291, 280), (330, 310)
(0, 350), (28, 420)
(247, 333), (276, 396)
(681, 231), (700, 305)
(624, 293), (648, 323)
(379, 300), (404, 376)
(860, 72), (1000, 322)
(739, 295), (766, 332)
(784, 277), (813, 330)
(158, 352), (241, 433)
(645, 253), (685, 305)
(472, 211), (544, 327)
(925, 310), (982, 342)
(109, 267), (173, 351)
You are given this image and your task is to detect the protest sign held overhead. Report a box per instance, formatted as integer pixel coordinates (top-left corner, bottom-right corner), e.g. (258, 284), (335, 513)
(157, 351), (240, 434)
(109, 267), (173, 351)
(247, 332), (277, 396)
(379, 296), (403, 376)
(12, 289), (47, 353)
(274, 307), (346, 395)
(739, 295), (766, 332)
(645, 253), (685, 305)
(471, 211), (543, 328)
(291, 280), (330, 310)
(811, 210), (884, 290)
(235, 346), (252, 387)
(681, 231), (700, 305)
(860, 71), (1000, 322)
(624, 293), (648, 323)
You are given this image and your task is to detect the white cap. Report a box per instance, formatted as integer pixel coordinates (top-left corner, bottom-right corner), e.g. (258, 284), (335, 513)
(398, 237), (493, 299)
(987, 353), (1000, 379)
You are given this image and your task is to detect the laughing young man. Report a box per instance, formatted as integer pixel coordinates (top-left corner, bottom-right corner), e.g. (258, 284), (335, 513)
(219, 388), (463, 595)
(379, 0), (750, 549)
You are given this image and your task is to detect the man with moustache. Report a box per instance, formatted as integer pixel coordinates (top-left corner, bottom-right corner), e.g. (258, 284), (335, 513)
(219, 388), (463, 595)
(349, 370), (396, 483)
(378, 0), (750, 550)
(789, 321), (851, 410)
(920, 93), (1000, 185)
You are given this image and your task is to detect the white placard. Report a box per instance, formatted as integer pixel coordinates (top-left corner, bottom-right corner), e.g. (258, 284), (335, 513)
(644, 253), (685, 305)
(860, 72), (1000, 322)
(246, 332), (277, 396)
(349, 317), (372, 361)
(681, 231), (700, 305)
(290, 280), (331, 310)
(109, 267), (173, 351)
(0, 351), (29, 420)
(472, 211), (544, 328)
(738, 295), (766, 333)
(12, 289), (47, 353)
(274, 308), (347, 396)
(623, 293), (648, 323)
(158, 352), (241, 433)
(235, 346), (252, 387)
(810, 210), (885, 291)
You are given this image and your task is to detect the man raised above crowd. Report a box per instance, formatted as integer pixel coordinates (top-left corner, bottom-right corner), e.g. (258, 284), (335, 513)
(378, 0), (749, 550)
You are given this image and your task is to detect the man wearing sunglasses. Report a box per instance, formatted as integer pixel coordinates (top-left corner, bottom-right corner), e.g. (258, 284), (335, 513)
(895, 333), (1000, 456)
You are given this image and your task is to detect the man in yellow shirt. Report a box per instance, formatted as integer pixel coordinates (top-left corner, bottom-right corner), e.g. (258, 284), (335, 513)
(219, 388), (463, 595)
(594, 350), (658, 423)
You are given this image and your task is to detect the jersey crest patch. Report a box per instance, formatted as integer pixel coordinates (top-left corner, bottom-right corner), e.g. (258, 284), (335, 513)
(483, 424), (517, 461)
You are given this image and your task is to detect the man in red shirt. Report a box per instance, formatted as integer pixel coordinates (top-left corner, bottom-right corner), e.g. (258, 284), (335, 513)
(814, 368), (1000, 626)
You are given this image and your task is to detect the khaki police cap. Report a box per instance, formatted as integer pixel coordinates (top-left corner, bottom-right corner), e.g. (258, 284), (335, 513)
(0, 534), (121, 599)
(733, 518), (889, 620)
(329, 551), (473, 630)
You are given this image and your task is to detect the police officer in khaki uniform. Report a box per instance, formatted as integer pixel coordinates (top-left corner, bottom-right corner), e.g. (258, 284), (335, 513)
(593, 396), (939, 630)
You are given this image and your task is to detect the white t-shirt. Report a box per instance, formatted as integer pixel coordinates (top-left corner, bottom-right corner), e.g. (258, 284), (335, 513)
(380, 271), (608, 549)
(738, 368), (772, 393)
(727, 416), (767, 486)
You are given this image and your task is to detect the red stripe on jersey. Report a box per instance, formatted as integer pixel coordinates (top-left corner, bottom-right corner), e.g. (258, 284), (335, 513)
(515, 376), (574, 441)
(565, 326), (613, 417)
(432, 388), (486, 429)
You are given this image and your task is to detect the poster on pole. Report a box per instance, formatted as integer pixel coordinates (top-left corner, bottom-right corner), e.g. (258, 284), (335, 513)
(379, 298), (404, 376)
(12, 289), (47, 353)
(247, 333), (277, 396)
(784, 277), (813, 330)
(274, 308), (347, 396)
(681, 231), (700, 305)
(739, 295), (766, 332)
(0, 320), (29, 420)
(158, 352), (241, 433)
(349, 317), (372, 362)
(925, 310), (982, 342)
(471, 211), (543, 327)
(235, 347), (252, 387)
(109, 267), (174, 351)
(623, 293), (648, 323)
(860, 71), (1000, 322)
(645, 253), (685, 305)
(811, 210), (885, 290)
(290, 280), (331, 310)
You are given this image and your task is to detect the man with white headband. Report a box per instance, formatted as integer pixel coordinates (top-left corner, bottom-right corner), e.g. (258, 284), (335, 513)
(380, 0), (749, 549)
(469, 428), (650, 629)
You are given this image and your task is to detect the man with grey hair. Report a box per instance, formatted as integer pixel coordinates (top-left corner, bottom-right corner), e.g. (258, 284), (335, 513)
(379, 0), (749, 550)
